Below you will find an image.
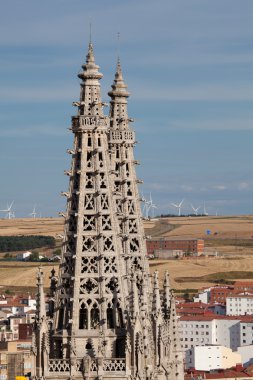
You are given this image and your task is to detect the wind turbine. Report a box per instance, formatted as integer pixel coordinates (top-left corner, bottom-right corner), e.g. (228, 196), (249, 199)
(0, 201), (14, 219)
(203, 202), (208, 216)
(144, 195), (152, 219)
(149, 193), (158, 218)
(140, 192), (153, 219)
(29, 205), (37, 219)
(171, 199), (184, 216)
(10, 210), (15, 219)
(190, 203), (201, 216)
(140, 192), (147, 218)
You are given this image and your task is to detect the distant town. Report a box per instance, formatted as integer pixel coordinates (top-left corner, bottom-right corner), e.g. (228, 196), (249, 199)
(1, 216), (253, 379)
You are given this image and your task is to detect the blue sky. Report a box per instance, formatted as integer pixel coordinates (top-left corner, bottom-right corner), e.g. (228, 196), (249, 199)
(0, 0), (253, 217)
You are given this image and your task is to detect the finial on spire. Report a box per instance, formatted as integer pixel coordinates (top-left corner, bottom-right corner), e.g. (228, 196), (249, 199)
(117, 32), (121, 63)
(87, 42), (94, 62)
(79, 38), (103, 82)
(108, 36), (130, 99)
(89, 18), (92, 44)
(37, 265), (44, 286)
(164, 270), (170, 288)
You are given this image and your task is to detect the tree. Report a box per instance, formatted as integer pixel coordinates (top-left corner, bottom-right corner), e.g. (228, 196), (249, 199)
(29, 251), (40, 261)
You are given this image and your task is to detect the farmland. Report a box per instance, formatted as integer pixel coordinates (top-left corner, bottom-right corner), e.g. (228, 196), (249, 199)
(0, 216), (253, 292)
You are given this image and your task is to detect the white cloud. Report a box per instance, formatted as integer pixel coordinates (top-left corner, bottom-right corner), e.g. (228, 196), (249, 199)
(213, 185), (227, 191)
(180, 184), (194, 192)
(238, 181), (249, 190)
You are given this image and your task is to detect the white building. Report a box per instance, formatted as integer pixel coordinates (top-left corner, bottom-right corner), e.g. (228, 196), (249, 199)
(16, 251), (32, 260)
(239, 319), (253, 346)
(180, 316), (241, 350)
(237, 345), (253, 366)
(193, 288), (211, 304)
(192, 345), (241, 371)
(179, 316), (253, 368)
(0, 295), (36, 316)
(227, 295), (253, 316)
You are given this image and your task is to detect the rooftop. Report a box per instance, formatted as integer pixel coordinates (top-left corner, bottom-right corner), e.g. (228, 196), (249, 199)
(180, 315), (253, 322)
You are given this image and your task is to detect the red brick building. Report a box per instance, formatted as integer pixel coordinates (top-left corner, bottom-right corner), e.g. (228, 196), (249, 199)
(210, 286), (235, 304)
(18, 323), (33, 340)
(208, 282), (253, 305)
(234, 281), (253, 293)
(146, 238), (204, 256)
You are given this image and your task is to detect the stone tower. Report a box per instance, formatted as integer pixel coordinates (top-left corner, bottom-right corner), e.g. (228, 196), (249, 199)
(108, 58), (150, 279)
(32, 42), (184, 380)
(107, 58), (184, 380)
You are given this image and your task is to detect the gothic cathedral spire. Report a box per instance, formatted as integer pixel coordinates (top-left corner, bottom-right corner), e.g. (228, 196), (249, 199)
(32, 41), (184, 380)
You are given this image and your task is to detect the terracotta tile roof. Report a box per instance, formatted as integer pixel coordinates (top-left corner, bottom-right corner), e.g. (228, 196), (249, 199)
(3, 302), (25, 307)
(178, 302), (208, 308)
(227, 294), (253, 299)
(180, 315), (253, 322)
(185, 369), (252, 379)
(234, 281), (253, 286)
(26, 310), (36, 314)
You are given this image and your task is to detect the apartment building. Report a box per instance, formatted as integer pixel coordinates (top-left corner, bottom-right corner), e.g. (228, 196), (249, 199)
(179, 315), (253, 368)
(0, 340), (33, 380)
(192, 345), (241, 371)
(227, 295), (253, 316)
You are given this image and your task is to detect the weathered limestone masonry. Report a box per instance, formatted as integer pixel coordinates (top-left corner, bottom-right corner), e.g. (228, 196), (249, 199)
(32, 42), (184, 380)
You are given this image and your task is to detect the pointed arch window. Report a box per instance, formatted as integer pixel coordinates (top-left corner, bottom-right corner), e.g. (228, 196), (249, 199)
(117, 306), (124, 328)
(107, 304), (114, 329)
(87, 136), (92, 147)
(90, 303), (100, 329)
(116, 337), (126, 358)
(58, 307), (64, 330)
(79, 303), (88, 329)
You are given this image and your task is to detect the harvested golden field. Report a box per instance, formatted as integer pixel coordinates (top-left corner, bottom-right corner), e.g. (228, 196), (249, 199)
(0, 218), (64, 237)
(149, 256), (253, 290)
(1, 256), (253, 292)
(158, 215), (253, 240)
(146, 215), (253, 256)
(1, 216), (253, 292)
(1, 215), (252, 240)
(0, 262), (54, 292)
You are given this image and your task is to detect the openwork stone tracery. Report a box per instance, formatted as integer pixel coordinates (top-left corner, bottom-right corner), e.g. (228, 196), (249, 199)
(32, 42), (184, 380)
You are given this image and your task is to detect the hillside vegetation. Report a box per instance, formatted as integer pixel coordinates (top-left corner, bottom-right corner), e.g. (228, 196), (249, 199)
(0, 235), (55, 252)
